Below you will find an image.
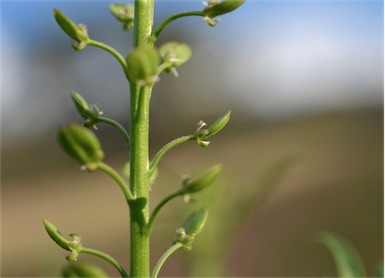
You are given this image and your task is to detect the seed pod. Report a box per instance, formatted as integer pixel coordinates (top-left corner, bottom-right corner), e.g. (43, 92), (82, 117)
(62, 263), (109, 278)
(182, 208), (209, 236)
(53, 9), (89, 43)
(43, 219), (71, 251)
(159, 42), (192, 69)
(203, 0), (245, 18)
(70, 91), (94, 120)
(57, 124), (104, 166)
(183, 164), (222, 193)
(204, 110), (231, 138)
(126, 46), (160, 85)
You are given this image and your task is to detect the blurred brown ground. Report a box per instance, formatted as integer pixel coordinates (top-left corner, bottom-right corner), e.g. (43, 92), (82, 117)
(1, 108), (383, 277)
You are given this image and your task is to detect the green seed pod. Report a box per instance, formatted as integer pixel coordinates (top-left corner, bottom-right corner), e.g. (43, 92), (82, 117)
(183, 164), (222, 193)
(43, 219), (71, 251)
(70, 91), (94, 120)
(203, 0), (245, 18)
(159, 42), (192, 69)
(110, 3), (135, 31)
(126, 46), (160, 85)
(204, 110), (231, 138)
(57, 124), (104, 166)
(53, 9), (89, 44)
(182, 208), (209, 236)
(62, 263), (109, 278)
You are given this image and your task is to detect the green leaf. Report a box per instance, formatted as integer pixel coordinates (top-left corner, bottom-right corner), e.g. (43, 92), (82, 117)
(375, 264), (384, 278)
(62, 263), (109, 278)
(57, 124), (104, 167)
(43, 219), (70, 251)
(317, 232), (366, 278)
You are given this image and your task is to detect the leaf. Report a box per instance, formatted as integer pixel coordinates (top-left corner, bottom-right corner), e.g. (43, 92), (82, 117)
(317, 232), (367, 278)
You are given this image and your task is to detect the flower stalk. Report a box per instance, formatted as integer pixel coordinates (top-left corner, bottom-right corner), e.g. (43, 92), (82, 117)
(47, 1), (244, 277)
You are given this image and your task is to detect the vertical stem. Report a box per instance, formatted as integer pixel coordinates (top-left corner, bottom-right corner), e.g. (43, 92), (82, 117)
(129, 85), (152, 278)
(130, 1), (154, 277)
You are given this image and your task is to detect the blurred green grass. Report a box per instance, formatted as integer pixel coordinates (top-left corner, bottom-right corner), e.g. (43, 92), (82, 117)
(2, 108), (383, 277)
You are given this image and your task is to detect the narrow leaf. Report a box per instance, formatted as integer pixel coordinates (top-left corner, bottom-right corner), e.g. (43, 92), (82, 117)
(317, 232), (366, 278)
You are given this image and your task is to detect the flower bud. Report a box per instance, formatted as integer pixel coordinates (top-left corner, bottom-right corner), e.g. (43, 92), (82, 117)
(204, 110), (231, 139)
(53, 9), (89, 47)
(203, 0), (245, 18)
(159, 42), (192, 71)
(110, 3), (135, 31)
(70, 91), (95, 120)
(57, 124), (104, 166)
(62, 263), (109, 278)
(43, 219), (71, 251)
(183, 208), (208, 236)
(183, 164), (222, 193)
(126, 46), (160, 86)
(175, 209), (208, 251)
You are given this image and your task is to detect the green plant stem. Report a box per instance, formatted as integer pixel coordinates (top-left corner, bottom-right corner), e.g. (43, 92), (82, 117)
(97, 162), (134, 201)
(87, 40), (129, 79)
(96, 116), (130, 148)
(151, 242), (183, 278)
(129, 84), (152, 278)
(81, 247), (129, 278)
(150, 11), (204, 43)
(129, 1), (156, 277)
(134, 0), (155, 47)
(145, 189), (184, 236)
(149, 134), (197, 176)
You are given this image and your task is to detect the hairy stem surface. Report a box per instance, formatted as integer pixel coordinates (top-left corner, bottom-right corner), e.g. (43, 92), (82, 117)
(129, 1), (155, 276)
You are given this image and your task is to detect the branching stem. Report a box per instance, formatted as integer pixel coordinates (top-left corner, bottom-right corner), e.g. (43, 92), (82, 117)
(87, 40), (130, 79)
(151, 242), (183, 278)
(150, 11), (204, 43)
(145, 189), (184, 236)
(96, 116), (130, 148)
(97, 162), (134, 201)
(81, 247), (129, 278)
(149, 134), (197, 176)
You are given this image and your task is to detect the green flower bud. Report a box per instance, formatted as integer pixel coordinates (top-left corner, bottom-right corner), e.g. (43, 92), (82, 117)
(110, 3), (135, 31)
(57, 124), (104, 167)
(175, 209), (208, 251)
(126, 46), (160, 86)
(62, 263), (109, 278)
(204, 110), (231, 138)
(70, 91), (94, 120)
(43, 219), (71, 251)
(183, 208), (208, 236)
(159, 42), (192, 71)
(53, 9), (89, 49)
(183, 164), (222, 193)
(203, 0), (245, 18)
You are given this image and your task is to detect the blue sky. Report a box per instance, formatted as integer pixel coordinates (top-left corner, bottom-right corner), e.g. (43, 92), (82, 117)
(1, 0), (384, 141)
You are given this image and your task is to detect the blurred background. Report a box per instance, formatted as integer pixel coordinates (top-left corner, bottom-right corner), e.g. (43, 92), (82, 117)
(1, 0), (383, 277)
